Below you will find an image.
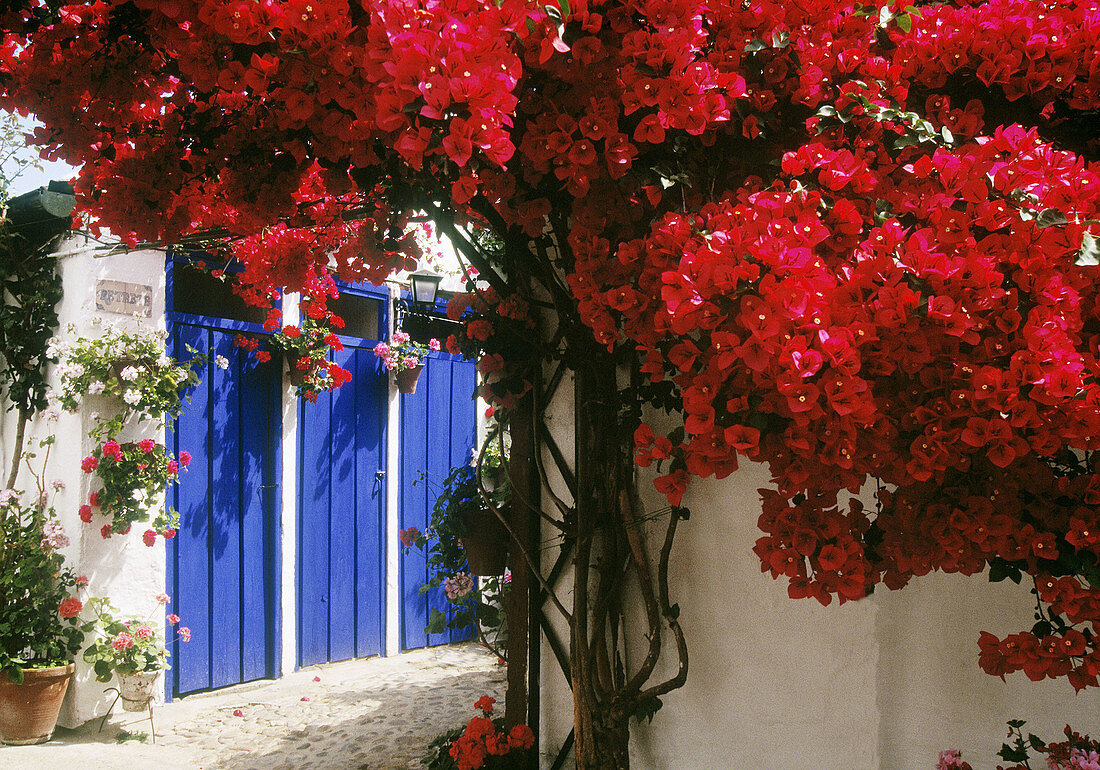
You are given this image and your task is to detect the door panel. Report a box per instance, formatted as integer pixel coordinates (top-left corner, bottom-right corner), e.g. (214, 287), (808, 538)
(297, 346), (387, 667)
(399, 353), (479, 651)
(168, 324), (280, 696)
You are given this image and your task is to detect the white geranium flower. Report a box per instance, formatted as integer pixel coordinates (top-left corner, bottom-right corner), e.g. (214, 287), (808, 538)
(88, 381), (105, 395)
(157, 354), (171, 367)
(123, 389), (142, 406)
(119, 365), (141, 381)
(215, 355), (229, 370)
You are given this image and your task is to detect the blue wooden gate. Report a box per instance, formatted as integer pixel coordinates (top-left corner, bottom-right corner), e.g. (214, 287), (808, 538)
(399, 353), (479, 650)
(167, 324), (281, 696)
(297, 343), (388, 667)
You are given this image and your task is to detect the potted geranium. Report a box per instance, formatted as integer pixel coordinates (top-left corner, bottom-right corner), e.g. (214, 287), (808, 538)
(0, 438), (85, 744)
(373, 332), (440, 394)
(79, 438), (185, 540)
(50, 323), (203, 440)
(81, 595), (189, 711)
(422, 697), (534, 770)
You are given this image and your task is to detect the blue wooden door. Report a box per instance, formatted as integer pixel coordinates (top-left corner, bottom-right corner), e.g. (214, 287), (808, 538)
(297, 344), (388, 666)
(167, 324), (281, 696)
(399, 353), (479, 650)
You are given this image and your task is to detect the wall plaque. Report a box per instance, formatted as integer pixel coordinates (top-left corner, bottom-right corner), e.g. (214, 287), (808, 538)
(95, 279), (153, 317)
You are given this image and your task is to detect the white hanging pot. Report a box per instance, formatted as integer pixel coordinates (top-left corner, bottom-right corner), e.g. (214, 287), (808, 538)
(117, 670), (160, 712)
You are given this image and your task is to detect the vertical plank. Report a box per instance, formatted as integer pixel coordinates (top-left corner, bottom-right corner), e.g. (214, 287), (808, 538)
(298, 385), (332, 667)
(400, 365), (431, 651)
(328, 348), (357, 662)
(209, 332), (243, 689)
(449, 358), (478, 644)
(355, 348), (385, 657)
(172, 325), (211, 694)
(424, 356), (454, 647)
(238, 337), (273, 681)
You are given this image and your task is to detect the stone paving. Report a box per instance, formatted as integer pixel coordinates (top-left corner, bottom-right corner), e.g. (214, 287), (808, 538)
(0, 643), (506, 770)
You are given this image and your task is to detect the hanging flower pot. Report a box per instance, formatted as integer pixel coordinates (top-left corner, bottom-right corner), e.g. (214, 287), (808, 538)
(396, 364), (424, 394)
(117, 670), (160, 712)
(0, 663), (75, 745)
(286, 358), (309, 388)
(460, 506), (510, 576)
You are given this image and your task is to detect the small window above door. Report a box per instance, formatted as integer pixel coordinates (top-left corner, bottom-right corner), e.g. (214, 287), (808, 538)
(170, 263), (266, 325)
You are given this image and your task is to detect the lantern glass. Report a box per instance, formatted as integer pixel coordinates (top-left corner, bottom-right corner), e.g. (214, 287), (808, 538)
(410, 272), (443, 306)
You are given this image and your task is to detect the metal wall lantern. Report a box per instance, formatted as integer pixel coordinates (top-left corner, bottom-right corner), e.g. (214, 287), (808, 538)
(395, 270), (459, 344)
(409, 271), (444, 307)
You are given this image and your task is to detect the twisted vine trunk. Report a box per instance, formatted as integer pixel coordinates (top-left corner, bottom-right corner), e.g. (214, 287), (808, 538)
(569, 355), (635, 770)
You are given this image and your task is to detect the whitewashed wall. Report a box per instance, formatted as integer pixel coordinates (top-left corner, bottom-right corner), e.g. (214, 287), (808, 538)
(0, 240), (171, 727)
(538, 373), (1100, 769)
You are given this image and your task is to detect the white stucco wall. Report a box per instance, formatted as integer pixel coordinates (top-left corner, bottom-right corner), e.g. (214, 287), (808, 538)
(537, 376), (1100, 769)
(0, 241), (172, 727)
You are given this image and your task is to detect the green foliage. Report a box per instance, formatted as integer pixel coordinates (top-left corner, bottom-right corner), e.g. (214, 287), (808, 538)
(0, 234), (61, 417)
(84, 439), (183, 535)
(0, 112), (42, 207)
(403, 430), (512, 653)
(50, 324), (203, 440)
(80, 597), (177, 681)
(0, 113), (60, 419)
(0, 436), (84, 681)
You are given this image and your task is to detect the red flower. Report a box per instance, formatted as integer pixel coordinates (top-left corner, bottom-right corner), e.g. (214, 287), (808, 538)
(399, 527), (421, 548)
(58, 597), (82, 619)
(282, 325), (302, 338)
(100, 524), (113, 539)
(163, 528), (177, 540)
(78, 504), (93, 523)
(81, 456), (98, 473)
(143, 529), (157, 547)
(474, 695), (495, 714)
(179, 450), (192, 467)
(508, 724), (535, 750)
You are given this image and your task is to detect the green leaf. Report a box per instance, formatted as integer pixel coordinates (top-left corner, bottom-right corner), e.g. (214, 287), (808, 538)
(896, 13), (911, 32)
(940, 126), (953, 144)
(1076, 232), (1100, 267)
(771, 30), (790, 48)
(94, 660), (113, 682)
(425, 608), (449, 635)
(744, 38), (768, 53)
(988, 558), (1023, 584)
(817, 105), (838, 118)
(878, 5), (893, 26)
(634, 695), (663, 723)
(1036, 208), (1069, 228)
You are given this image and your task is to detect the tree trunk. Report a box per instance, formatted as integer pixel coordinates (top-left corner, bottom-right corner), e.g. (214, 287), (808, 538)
(504, 391), (534, 730)
(5, 409), (27, 490)
(573, 693), (630, 770)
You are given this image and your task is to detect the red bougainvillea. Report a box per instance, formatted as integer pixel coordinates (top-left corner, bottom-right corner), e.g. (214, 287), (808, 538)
(3, 0), (1099, 697)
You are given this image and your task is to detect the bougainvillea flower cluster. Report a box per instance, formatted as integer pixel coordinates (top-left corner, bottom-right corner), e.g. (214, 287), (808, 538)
(3, 0), (1100, 696)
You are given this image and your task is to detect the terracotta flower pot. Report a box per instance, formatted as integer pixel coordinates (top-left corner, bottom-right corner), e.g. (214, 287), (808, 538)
(396, 364), (424, 394)
(460, 507), (510, 576)
(118, 670), (160, 712)
(0, 663), (75, 745)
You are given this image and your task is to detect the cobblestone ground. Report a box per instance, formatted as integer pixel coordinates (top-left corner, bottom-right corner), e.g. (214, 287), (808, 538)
(0, 643), (506, 770)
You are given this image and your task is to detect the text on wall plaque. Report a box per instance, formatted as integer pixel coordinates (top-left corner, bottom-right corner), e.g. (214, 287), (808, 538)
(95, 280), (153, 317)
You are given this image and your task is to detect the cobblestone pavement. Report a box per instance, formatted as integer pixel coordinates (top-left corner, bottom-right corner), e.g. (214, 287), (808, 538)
(0, 643), (506, 770)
